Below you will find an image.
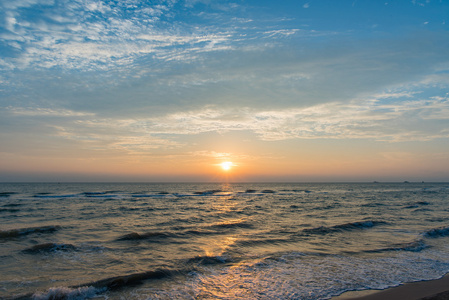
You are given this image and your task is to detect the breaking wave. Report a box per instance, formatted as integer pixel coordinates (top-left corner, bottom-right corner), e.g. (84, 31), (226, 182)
(423, 226), (449, 238)
(32, 286), (104, 300)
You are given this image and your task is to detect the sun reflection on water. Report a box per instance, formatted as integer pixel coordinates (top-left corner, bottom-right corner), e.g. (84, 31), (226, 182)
(202, 235), (238, 257)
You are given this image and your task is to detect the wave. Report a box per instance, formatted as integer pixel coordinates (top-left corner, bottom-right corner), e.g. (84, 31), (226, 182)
(235, 237), (294, 247)
(0, 225), (61, 239)
(261, 190), (276, 193)
(174, 190), (233, 197)
(131, 194), (168, 198)
(9, 269), (179, 298)
(75, 269), (174, 291)
(33, 194), (78, 198)
(85, 194), (118, 198)
(3, 203), (22, 207)
(302, 220), (386, 235)
(365, 240), (429, 253)
(0, 192), (17, 197)
(404, 201), (431, 209)
(33, 286), (103, 300)
(22, 243), (76, 254)
(13, 268), (177, 299)
(206, 219), (253, 230)
(117, 231), (173, 241)
(180, 229), (219, 236)
(361, 202), (387, 207)
(0, 208), (20, 213)
(193, 189), (223, 195)
(82, 191), (121, 196)
(423, 226), (449, 238)
(186, 255), (230, 265)
(83, 192), (108, 196)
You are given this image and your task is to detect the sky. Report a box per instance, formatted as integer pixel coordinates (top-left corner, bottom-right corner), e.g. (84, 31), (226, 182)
(0, 0), (448, 182)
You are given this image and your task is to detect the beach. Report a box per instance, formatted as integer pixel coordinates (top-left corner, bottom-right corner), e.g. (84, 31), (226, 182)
(334, 274), (449, 300)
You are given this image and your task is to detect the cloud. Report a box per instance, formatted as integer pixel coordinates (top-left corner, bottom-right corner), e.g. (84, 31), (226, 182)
(3, 0), (447, 118)
(0, 0), (340, 72)
(262, 29), (300, 38)
(46, 119), (182, 155)
(1, 0), (448, 152)
(1, 0), (234, 70)
(6, 107), (95, 117)
(7, 89), (444, 157)
(139, 91), (449, 142)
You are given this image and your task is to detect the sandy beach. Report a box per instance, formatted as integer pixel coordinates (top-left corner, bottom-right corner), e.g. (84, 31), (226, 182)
(334, 274), (449, 300)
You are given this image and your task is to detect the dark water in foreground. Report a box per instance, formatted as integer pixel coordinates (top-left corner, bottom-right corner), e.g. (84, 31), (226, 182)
(1, 182), (449, 299)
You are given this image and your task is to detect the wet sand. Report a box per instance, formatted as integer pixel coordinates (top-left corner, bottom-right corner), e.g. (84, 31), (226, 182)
(333, 274), (449, 300)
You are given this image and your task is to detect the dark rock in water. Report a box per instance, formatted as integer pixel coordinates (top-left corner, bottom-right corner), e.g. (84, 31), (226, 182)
(23, 243), (76, 254)
(261, 190), (276, 193)
(245, 189), (257, 193)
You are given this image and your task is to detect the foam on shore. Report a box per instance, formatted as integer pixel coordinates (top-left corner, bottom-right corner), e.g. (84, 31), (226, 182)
(333, 273), (449, 300)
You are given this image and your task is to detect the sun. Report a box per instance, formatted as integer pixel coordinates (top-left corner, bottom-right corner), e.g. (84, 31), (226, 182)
(220, 161), (233, 171)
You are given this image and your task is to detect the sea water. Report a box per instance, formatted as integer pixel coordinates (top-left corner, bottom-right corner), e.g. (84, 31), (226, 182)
(1, 182), (449, 300)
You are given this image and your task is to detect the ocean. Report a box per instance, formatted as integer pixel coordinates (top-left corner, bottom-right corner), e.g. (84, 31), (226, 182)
(1, 182), (449, 300)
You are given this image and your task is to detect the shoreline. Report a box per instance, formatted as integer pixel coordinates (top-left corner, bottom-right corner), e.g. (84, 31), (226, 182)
(333, 274), (449, 300)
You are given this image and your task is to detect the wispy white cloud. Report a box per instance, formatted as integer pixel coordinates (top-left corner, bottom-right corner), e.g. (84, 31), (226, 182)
(1, 0), (448, 181)
(48, 119), (181, 155)
(0, 0), (333, 72)
(11, 90), (445, 157)
(262, 29), (300, 38)
(141, 93), (449, 142)
(0, 0), (237, 70)
(6, 107), (95, 117)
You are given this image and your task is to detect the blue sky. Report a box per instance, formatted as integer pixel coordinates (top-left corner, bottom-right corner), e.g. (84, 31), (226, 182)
(1, 0), (448, 182)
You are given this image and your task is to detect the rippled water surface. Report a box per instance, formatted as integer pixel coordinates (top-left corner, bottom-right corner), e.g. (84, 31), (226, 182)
(1, 182), (449, 299)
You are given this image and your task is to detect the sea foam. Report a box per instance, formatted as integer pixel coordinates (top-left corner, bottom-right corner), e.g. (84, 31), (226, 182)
(32, 286), (103, 300)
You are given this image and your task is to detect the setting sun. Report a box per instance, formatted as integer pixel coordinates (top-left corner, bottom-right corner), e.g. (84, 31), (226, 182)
(220, 161), (233, 171)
